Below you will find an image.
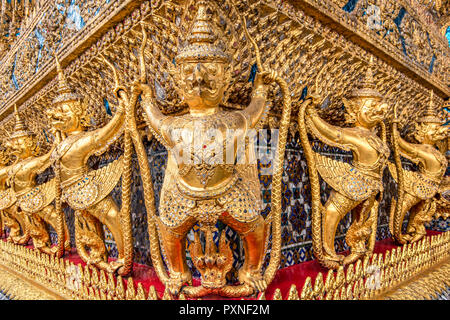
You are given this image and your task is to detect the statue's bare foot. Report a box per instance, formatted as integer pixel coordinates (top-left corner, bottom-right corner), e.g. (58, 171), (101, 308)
(238, 269), (267, 293)
(16, 235), (29, 245)
(398, 234), (411, 244)
(323, 253), (345, 268)
(45, 246), (59, 256)
(182, 285), (211, 298)
(343, 251), (364, 265)
(409, 232), (425, 243)
(107, 258), (124, 274)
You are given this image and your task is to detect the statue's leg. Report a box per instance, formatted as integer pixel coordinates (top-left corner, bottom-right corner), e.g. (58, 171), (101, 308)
(395, 193), (421, 243)
(219, 213), (267, 292)
(3, 208), (20, 242)
(10, 205), (30, 245)
(157, 216), (197, 295)
(88, 196), (124, 262)
(344, 193), (378, 265)
(322, 191), (360, 264)
(40, 204), (71, 251)
(25, 212), (53, 254)
(406, 199), (431, 243)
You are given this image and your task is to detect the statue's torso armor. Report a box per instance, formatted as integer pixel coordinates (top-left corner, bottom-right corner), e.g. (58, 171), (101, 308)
(160, 110), (262, 227)
(8, 157), (36, 195)
(349, 127), (390, 179)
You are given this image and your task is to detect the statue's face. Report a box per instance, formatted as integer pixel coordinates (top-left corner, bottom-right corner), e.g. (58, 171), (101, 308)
(179, 61), (227, 112)
(9, 136), (35, 159)
(357, 98), (388, 128)
(415, 122), (448, 144)
(47, 101), (80, 133)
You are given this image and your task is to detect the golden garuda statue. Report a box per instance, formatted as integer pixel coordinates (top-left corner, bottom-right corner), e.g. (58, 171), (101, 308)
(389, 90), (448, 244)
(298, 57), (390, 269)
(128, 0), (292, 298)
(0, 144), (28, 244)
(6, 106), (69, 257)
(45, 56), (136, 274)
(0, 149), (9, 237)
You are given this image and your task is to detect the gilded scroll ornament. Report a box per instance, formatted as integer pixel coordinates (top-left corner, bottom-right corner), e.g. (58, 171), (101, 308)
(298, 57), (390, 269)
(389, 90), (448, 244)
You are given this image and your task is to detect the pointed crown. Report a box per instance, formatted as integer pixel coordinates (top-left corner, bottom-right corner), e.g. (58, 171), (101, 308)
(418, 90), (444, 124)
(348, 56), (383, 99)
(52, 55), (82, 104)
(175, 1), (229, 64)
(10, 105), (34, 139)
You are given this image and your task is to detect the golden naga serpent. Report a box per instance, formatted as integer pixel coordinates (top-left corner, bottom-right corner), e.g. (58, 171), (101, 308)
(389, 103), (405, 243)
(102, 56), (134, 276)
(49, 55), (67, 259)
(126, 9), (292, 294)
(52, 136), (65, 259)
(238, 11), (292, 289)
(297, 95), (330, 267)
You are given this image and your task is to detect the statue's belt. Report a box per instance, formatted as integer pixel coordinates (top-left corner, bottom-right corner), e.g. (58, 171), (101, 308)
(175, 173), (240, 200)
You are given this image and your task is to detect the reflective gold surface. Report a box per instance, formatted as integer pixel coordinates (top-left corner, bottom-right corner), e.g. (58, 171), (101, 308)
(7, 106), (69, 257)
(130, 0), (291, 298)
(45, 56), (132, 274)
(389, 91), (448, 244)
(0, 0), (446, 300)
(298, 57), (390, 269)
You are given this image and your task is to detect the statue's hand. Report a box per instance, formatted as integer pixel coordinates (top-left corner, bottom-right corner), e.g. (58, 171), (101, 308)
(392, 103), (400, 123)
(49, 127), (62, 144)
(116, 89), (128, 113)
(136, 82), (154, 100)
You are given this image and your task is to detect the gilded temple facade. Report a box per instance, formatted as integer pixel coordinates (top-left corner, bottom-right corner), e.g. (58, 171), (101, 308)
(0, 0), (448, 300)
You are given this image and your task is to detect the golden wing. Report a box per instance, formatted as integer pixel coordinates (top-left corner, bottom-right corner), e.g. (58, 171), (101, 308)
(0, 188), (16, 210)
(63, 157), (123, 210)
(90, 156), (123, 204)
(315, 152), (381, 201)
(17, 178), (56, 214)
(387, 162), (438, 200)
